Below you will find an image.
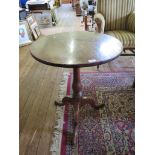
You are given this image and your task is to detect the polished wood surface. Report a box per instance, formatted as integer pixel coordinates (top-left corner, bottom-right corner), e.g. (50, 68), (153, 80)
(30, 32), (123, 68)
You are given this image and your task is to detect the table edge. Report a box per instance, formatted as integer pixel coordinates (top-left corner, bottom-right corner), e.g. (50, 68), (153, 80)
(30, 51), (121, 68)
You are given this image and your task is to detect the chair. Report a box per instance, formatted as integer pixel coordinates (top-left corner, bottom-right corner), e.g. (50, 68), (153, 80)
(94, 0), (135, 56)
(82, 1), (96, 31)
(88, 0), (95, 28)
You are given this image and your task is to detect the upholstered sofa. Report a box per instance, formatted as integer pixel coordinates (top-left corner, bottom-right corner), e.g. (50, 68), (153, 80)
(94, 0), (135, 55)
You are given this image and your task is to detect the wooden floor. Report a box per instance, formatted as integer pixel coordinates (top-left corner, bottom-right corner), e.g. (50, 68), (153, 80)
(19, 4), (134, 155)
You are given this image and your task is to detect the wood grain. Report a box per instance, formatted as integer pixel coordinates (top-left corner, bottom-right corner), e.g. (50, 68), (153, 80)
(30, 32), (122, 68)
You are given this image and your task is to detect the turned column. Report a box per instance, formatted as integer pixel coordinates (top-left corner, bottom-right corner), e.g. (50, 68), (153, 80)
(72, 68), (82, 99)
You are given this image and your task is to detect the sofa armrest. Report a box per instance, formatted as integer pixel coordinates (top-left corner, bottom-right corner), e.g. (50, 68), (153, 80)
(126, 12), (135, 33)
(94, 13), (105, 33)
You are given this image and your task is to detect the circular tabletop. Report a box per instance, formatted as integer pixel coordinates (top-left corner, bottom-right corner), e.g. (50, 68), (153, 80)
(30, 31), (123, 68)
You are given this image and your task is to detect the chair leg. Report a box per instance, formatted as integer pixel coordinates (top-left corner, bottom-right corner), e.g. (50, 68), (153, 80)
(132, 79), (135, 88)
(97, 65), (99, 70)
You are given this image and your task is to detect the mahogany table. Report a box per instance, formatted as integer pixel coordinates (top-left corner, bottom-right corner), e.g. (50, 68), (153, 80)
(30, 31), (123, 144)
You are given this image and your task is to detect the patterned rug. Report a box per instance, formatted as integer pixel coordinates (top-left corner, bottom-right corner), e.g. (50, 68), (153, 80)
(50, 72), (135, 155)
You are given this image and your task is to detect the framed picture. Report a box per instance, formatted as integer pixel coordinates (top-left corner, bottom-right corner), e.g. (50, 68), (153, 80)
(19, 21), (32, 47)
(26, 15), (41, 40)
(30, 22), (39, 39)
(32, 11), (52, 28)
(34, 26), (41, 36)
(26, 15), (34, 25)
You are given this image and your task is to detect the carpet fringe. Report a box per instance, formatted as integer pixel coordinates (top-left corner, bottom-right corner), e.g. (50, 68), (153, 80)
(50, 72), (69, 155)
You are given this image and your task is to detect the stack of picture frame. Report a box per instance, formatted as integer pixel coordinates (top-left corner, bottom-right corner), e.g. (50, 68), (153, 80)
(26, 15), (41, 40)
(19, 15), (41, 47)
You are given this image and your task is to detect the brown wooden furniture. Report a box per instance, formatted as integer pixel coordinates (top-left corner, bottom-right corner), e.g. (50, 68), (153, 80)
(62, 0), (71, 3)
(84, 15), (95, 31)
(84, 15), (88, 31)
(75, 2), (81, 16)
(30, 31), (123, 144)
(28, 3), (50, 11)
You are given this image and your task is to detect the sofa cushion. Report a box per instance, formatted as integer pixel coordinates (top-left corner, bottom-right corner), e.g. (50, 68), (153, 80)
(105, 30), (135, 48)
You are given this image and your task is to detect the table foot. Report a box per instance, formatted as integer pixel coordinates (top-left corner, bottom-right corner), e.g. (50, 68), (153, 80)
(55, 96), (104, 147)
(97, 65), (100, 70)
(82, 97), (105, 109)
(55, 96), (81, 106)
(55, 96), (104, 109)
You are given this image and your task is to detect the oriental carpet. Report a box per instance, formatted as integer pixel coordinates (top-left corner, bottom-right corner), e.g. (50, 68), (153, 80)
(50, 72), (135, 155)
